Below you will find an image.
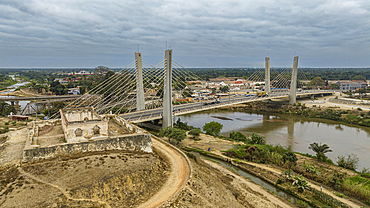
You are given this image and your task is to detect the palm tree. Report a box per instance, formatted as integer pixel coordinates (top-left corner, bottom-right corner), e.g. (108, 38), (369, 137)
(309, 142), (332, 162)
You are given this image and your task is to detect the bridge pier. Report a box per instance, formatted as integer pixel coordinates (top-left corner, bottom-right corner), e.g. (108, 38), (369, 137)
(135, 52), (145, 111)
(289, 56), (299, 105)
(163, 50), (173, 128)
(265, 57), (271, 95)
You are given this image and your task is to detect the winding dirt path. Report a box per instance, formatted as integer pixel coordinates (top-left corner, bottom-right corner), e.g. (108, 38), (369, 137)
(19, 168), (111, 208)
(137, 138), (190, 208)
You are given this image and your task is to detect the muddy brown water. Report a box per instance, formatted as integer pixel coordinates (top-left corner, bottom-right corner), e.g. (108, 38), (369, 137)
(178, 110), (370, 170)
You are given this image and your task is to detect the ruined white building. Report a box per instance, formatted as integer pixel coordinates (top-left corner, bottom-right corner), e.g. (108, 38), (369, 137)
(60, 107), (109, 143)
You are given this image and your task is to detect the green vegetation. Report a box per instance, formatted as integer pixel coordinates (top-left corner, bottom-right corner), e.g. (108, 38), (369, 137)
(159, 127), (186, 144)
(229, 131), (246, 141)
(337, 154), (360, 171)
(0, 101), (16, 116)
(250, 132), (266, 145)
(294, 200), (310, 208)
(174, 118), (192, 130)
(292, 174), (310, 192)
(188, 128), (201, 139)
(202, 121), (223, 136)
(308, 142), (332, 162)
(44, 101), (66, 116)
(311, 189), (350, 208)
(224, 142), (291, 166)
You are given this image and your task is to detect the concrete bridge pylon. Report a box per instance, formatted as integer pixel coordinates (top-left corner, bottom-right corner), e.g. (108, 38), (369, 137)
(289, 56), (299, 105)
(135, 52), (145, 111)
(265, 57), (271, 95)
(163, 49), (173, 128)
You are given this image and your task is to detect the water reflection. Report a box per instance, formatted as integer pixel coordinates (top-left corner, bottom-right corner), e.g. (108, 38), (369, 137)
(178, 110), (370, 169)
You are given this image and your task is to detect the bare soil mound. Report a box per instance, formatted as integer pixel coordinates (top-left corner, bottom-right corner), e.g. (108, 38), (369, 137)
(0, 151), (169, 208)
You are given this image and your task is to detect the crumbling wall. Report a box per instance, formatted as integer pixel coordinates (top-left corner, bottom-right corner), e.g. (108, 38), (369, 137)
(23, 133), (152, 162)
(65, 120), (108, 143)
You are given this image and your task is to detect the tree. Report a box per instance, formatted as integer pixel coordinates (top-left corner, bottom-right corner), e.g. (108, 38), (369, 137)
(159, 127), (186, 143)
(50, 81), (67, 95)
(79, 86), (86, 95)
(202, 121), (223, 136)
(45, 101), (66, 116)
(307, 77), (325, 89)
(188, 128), (201, 139)
(220, 86), (229, 93)
(351, 75), (366, 81)
(94, 66), (110, 75)
(309, 142), (332, 162)
(0, 101), (16, 116)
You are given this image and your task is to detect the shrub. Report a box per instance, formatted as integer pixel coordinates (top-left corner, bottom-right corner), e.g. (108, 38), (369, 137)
(292, 174), (310, 192)
(159, 127), (186, 142)
(283, 151), (298, 167)
(4, 122), (9, 125)
(337, 154), (359, 171)
(188, 128), (201, 138)
(250, 132), (265, 145)
(294, 200), (309, 208)
(202, 121), (223, 136)
(174, 118), (192, 130)
(230, 131), (247, 142)
(329, 170), (347, 190)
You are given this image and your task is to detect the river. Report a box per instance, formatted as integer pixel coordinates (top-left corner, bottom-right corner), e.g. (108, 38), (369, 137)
(178, 110), (370, 170)
(0, 75), (30, 108)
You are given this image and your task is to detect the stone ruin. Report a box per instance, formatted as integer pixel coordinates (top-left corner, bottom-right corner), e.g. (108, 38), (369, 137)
(60, 107), (109, 143)
(23, 107), (152, 162)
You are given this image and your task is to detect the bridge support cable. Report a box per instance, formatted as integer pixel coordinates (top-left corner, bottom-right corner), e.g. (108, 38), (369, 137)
(95, 59), (166, 114)
(265, 57), (271, 95)
(246, 66), (265, 83)
(270, 64), (293, 91)
(70, 66), (136, 109)
(69, 64), (137, 109)
(101, 61), (165, 114)
(50, 61), (137, 118)
(163, 50), (173, 128)
(289, 56), (299, 105)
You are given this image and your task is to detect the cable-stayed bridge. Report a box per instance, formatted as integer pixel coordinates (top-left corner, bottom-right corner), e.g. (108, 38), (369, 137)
(64, 50), (334, 127)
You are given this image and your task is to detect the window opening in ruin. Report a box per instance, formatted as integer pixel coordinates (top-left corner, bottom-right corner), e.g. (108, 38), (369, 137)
(75, 128), (83, 137)
(93, 125), (100, 135)
(84, 117), (89, 121)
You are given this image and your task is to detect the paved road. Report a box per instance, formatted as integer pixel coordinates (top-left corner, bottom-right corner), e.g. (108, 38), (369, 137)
(121, 90), (334, 123)
(0, 95), (81, 101)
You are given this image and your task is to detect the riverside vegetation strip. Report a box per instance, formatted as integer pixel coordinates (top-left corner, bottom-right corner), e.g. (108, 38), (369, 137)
(159, 113), (370, 207)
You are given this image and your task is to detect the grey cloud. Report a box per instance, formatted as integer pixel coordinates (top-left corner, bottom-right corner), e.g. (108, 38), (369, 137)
(0, 0), (370, 68)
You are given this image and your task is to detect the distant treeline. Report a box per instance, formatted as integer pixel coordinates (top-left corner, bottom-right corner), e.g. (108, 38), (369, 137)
(1, 67), (370, 80)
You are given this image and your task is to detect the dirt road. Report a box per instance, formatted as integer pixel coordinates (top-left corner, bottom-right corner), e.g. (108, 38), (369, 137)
(137, 138), (191, 208)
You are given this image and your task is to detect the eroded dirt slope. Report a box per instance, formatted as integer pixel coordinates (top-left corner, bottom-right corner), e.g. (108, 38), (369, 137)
(0, 151), (169, 208)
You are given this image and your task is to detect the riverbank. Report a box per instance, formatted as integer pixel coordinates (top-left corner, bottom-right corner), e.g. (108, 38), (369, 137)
(178, 133), (369, 207)
(218, 98), (370, 128)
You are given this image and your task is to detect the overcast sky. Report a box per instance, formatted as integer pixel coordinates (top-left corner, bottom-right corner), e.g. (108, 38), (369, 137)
(1, 0), (370, 68)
